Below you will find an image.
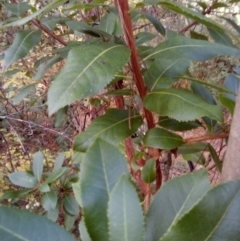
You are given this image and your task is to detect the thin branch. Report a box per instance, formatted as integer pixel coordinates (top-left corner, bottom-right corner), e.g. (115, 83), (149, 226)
(31, 19), (67, 46)
(179, 0), (219, 34)
(0, 132), (15, 172)
(0, 116), (73, 143)
(184, 132), (229, 144)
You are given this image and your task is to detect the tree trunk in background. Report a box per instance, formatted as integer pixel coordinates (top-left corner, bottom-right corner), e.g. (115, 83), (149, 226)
(222, 87), (240, 182)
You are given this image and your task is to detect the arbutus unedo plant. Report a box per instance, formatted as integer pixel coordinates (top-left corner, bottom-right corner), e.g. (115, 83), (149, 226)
(1, 0), (240, 240)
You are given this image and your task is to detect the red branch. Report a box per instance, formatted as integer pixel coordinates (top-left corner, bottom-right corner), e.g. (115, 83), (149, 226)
(31, 19), (67, 46)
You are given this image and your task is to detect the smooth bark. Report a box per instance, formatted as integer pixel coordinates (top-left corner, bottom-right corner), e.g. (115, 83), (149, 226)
(222, 87), (240, 182)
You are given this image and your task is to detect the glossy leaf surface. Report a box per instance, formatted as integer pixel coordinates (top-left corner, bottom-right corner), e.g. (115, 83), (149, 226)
(4, 30), (41, 68)
(53, 153), (65, 171)
(41, 192), (58, 212)
(32, 151), (44, 182)
(144, 59), (190, 90)
(48, 43), (130, 115)
(145, 1), (223, 31)
(67, 21), (112, 38)
(0, 206), (75, 241)
(143, 89), (223, 122)
(63, 194), (80, 216)
(144, 128), (184, 150)
(135, 32), (156, 45)
(208, 27), (235, 47)
(143, 36), (240, 61)
(108, 175), (144, 241)
(143, 12), (166, 36)
(4, 2), (31, 16)
(74, 109), (143, 152)
(46, 167), (68, 183)
(160, 180), (240, 241)
(222, 74), (240, 102)
(141, 158), (156, 183)
(0, 0), (66, 28)
(159, 116), (201, 131)
(146, 170), (210, 241)
(0, 189), (32, 200)
(80, 139), (128, 241)
(8, 172), (37, 188)
(191, 82), (217, 131)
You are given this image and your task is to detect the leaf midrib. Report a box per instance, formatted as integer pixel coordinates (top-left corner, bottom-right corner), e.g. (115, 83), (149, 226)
(0, 225), (30, 241)
(143, 44), (225, 61)
(51, 45), (122, 111)
(79, 114), (141, 148)
(148, 91), (219, 120)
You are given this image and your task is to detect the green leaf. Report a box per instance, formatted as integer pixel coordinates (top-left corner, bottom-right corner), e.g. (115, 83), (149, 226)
(143, 36), (240, 61)
(219, 94), (235, 115)
(145, 0), (223, 31)
(4, 30), (41, 68)
(141, 158), (156, 183)
(41, 17), (70, 31)
(98, 12), (122, 36)
(222, 17), (240, 35)
(144, 59), (190, 90)
(184, 75), (235, 94)
(39, 183), (51, 193)
(191, 82), (218, 131)
(211, 2), (228, 9)
(0, 0), (67, 28)
(63, 194), (80, 216)
(191, 82), (216, 105)
(8, 171), (38, 188)
(72, 181), (82, 206)
(55, 107), (68, 128)
(53, 153), (65, 171)
(190, 31), (208, 40)
(0, 206), (75, 241)
(4, 2), (32, 16)
(34, 55), (63, 81)
(72, 152), (85, 165)
(0, 189), (32, 200)
(135, 32), (156, 45)
(159, 116), (201, 131)
(3, 69), (20, 77)
(64, 214), (75, 231)
(178, 142), (209, 155)
(67, 20), (112, 39)
(73, 109), (143, 152)
(48, 43), (130, 115)
(208, 28), (235, 47)
(182, 152), (205, 165)
(207, 144), (222, 172)
(41, 192), (58, 212)
(160, 180), (240, 241)
(108, 175), (144, 241)
(143, 13), (166, 36)
(143, 89), (223, 122)
(47, 203), (60, 222)
(146, 170), (210, 241)
(12, 84), (36, 105)
(46, 167), (68, 183)
(144, 128), (184, 150)
(197, 1), (207, 10)
(80, 138), (128, 241)
(32, 151), (44, 182)
(223, 74), (240, 102)
(79, 219), (92, 241)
